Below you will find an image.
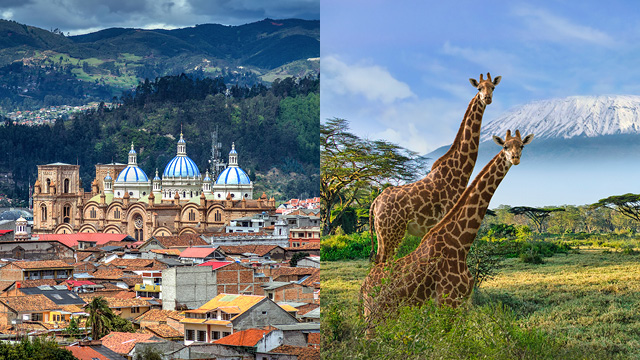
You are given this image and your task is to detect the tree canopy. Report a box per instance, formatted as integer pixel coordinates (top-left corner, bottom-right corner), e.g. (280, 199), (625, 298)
(320, 118), (429, 234)
(590, 193), (640, 224)
(508, 206), (565, 232)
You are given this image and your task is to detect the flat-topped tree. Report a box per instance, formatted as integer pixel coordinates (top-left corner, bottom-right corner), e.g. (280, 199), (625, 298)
(508, 206), (565, 232)
(590, 193), (640, 224)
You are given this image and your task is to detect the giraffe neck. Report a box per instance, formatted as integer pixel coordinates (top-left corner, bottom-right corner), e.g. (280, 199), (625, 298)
(431, 94), (486, 171)
(421, 150), (511, 254)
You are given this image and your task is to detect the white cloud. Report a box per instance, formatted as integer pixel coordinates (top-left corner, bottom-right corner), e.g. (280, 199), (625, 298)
(512, 6), (617, 47)
(322, 55), (415, 104)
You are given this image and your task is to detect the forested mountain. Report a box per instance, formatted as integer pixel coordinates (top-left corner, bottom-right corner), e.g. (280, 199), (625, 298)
(0, 18), (319, 110)
(0, 74), (319, 204)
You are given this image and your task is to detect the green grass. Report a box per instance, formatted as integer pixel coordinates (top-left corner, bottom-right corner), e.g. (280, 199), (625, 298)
(322, 249), (640, 358)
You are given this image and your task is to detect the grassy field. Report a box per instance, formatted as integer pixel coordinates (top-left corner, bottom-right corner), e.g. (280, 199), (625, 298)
(321, 248), (640, 359)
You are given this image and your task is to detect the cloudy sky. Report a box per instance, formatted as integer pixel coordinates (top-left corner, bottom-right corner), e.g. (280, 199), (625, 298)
(0, 0), (319, 35)
(321, 1), (640, 155)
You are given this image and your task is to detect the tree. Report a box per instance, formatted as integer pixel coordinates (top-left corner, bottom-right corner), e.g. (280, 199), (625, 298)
(320, 118), (429, 234)
(290, 252), (310, 267)
(112, 314), (135, 333)
(64, 317), (81, 338)
(508, 206), (564, 232)
(590, 193), (640, 224)
(85, 296), (115, 340)
(0, 337), (76, 360)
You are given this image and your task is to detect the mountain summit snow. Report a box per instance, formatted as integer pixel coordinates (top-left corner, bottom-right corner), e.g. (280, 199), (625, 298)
(480, 95), (640, 142)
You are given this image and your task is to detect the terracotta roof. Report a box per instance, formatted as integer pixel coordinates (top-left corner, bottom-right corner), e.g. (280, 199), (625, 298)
(301, 269), (320, 289)
(118, 276), (143, 287)
(218, 245), (281, 257)
(307, 333), (320, 347)
(267, 267), (316, 277)
(65, 346), (109, 360)
(211, 231), (271, 238)
(37, 233), (130, 247)
(285, 243), (320, 251)
(108, 258), (155, 268)
(0, 280), (15, 292)
(11, 260), (73, 269)
(144, 323), (183, 338)
(76, 252), (94, 262)
(150, 248), (182, 256)
(198, 261), (233, 270)
(213, 328), (271, 347)
(149, 234), (208, 248)
(91, 268), (125, 279)
(270, 345), (320, 360)
(295, 303), (319, 316)
(112, 291), (136, 299)
(19, 279), (60, 288)
(101, 297), (152, 309)
(100, 332), (157, 355)
(179, 247), (217, 258)
(67, 279), (96, 287)
(0, 294), (59, 312)
(134, 309), (184, 323)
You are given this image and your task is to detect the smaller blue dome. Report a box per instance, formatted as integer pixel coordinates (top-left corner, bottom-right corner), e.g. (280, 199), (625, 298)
(116, 166), (149, 182)
(104, 173), (112, 181)
(215, 167), (251, 185)
(203, 173), (211, 181)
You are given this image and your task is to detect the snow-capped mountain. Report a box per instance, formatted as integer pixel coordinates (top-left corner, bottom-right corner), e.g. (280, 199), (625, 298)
(480, 95), (640, 142)
(426, 95), (640, 207)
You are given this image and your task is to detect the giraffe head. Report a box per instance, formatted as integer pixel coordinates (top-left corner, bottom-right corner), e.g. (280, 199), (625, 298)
(492, 130), (534, 165)
(469, 72), (501, 105)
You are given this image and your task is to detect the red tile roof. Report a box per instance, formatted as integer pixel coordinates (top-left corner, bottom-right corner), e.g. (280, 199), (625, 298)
(18, 279), (60, 288)
(179, 247), (217, 258)
(218, 245), (281, 257)
(213, 328), (271, 347)
(37, 233), (129, 247)
(100, 332), (157, 355)
(108, 258), (155, 268)
(66, 279), (96, 287)
(65, 346), (109, 360)
(12, 260), (73, 269)
(198, 261), (233, 270)
(149, 234), (208, 248)
(144, 323), (183, 339)
(270, 345), (320, 360)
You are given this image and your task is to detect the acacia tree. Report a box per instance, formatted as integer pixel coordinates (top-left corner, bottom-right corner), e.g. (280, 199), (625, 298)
(508, 206), (564, 232)
(590, 193), (640, 224)
(320, 118), (428, 234)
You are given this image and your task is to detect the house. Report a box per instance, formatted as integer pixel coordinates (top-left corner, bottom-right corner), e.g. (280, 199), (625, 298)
(0, 260), (74, 281)
(288, 226), (320, 248)
(213, 328), (294, 353)
(100, 332), (161, 358)
(217, 244), (286, 261)
(162, 262), (269, 311)
(0, 294), (61, 325)
(81, 295), (152, 320)
(137, 234), (208, 253)
(284, 243), (320, 259)
(134, 308), (184, 341)
(260, 344), (320, 360)
(0, 240), (75, 261)
(263, 267), (317, 283)
(66, 344), (126, 360)
(262, 282), (316, 304)
(226, 213), (279, 233)
(178, 247), (225, 264)
(181, 294), (299, 345)
(16, 285), (87, 320)
(296, 256), (320, 268)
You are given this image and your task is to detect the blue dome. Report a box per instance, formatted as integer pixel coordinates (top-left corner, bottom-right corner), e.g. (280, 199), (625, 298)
(215, 167), (251, 185)
(163, 156), (201, 177)
(115, 166), (149, 182)
(104, 173), (112, 181)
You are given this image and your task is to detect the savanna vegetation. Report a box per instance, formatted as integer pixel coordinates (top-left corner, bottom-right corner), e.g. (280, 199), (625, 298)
(320, 119), (640, 358)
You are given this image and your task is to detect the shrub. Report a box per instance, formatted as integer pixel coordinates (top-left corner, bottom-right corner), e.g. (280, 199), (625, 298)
(520, 248), (544, 264)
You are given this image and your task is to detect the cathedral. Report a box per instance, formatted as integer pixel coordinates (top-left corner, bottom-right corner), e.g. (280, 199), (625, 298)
(32, 134), (275, 240)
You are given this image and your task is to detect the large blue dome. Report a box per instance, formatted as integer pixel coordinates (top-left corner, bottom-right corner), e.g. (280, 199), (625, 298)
(115, 166), (149, 182)
(163, 156), (201, 178)
(215, 167), (251, 185)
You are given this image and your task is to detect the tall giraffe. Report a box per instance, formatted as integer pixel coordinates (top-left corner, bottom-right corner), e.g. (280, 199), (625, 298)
(362, 130), (534, 324)
(370, 73), (501, 264)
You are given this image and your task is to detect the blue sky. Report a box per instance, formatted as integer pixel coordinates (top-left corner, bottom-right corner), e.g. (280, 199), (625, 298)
(321, 1), (640, 155)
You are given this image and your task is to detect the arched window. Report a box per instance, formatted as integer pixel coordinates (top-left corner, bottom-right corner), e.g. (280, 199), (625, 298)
(63, 205), (71, 223)
(46, 179), (51, 193)
(183, 191), (186, 198)
(41, 205), (47, 221)
(90, 208), (97, 219)
(114, 209), (120, 219)
(214, 211), (221, 222)
(189, 210), (195, 221)
(63, 179), (70, 193)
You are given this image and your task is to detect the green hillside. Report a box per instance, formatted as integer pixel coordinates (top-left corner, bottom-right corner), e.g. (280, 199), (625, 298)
(0, 18), (319, 111)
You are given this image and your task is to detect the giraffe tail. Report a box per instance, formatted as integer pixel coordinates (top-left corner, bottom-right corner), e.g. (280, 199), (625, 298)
(369, 199), (376, 263)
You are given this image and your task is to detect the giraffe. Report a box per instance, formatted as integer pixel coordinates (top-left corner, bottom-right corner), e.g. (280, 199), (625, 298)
(361, 130), (534, 325)
(370, 73), (502, 264)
